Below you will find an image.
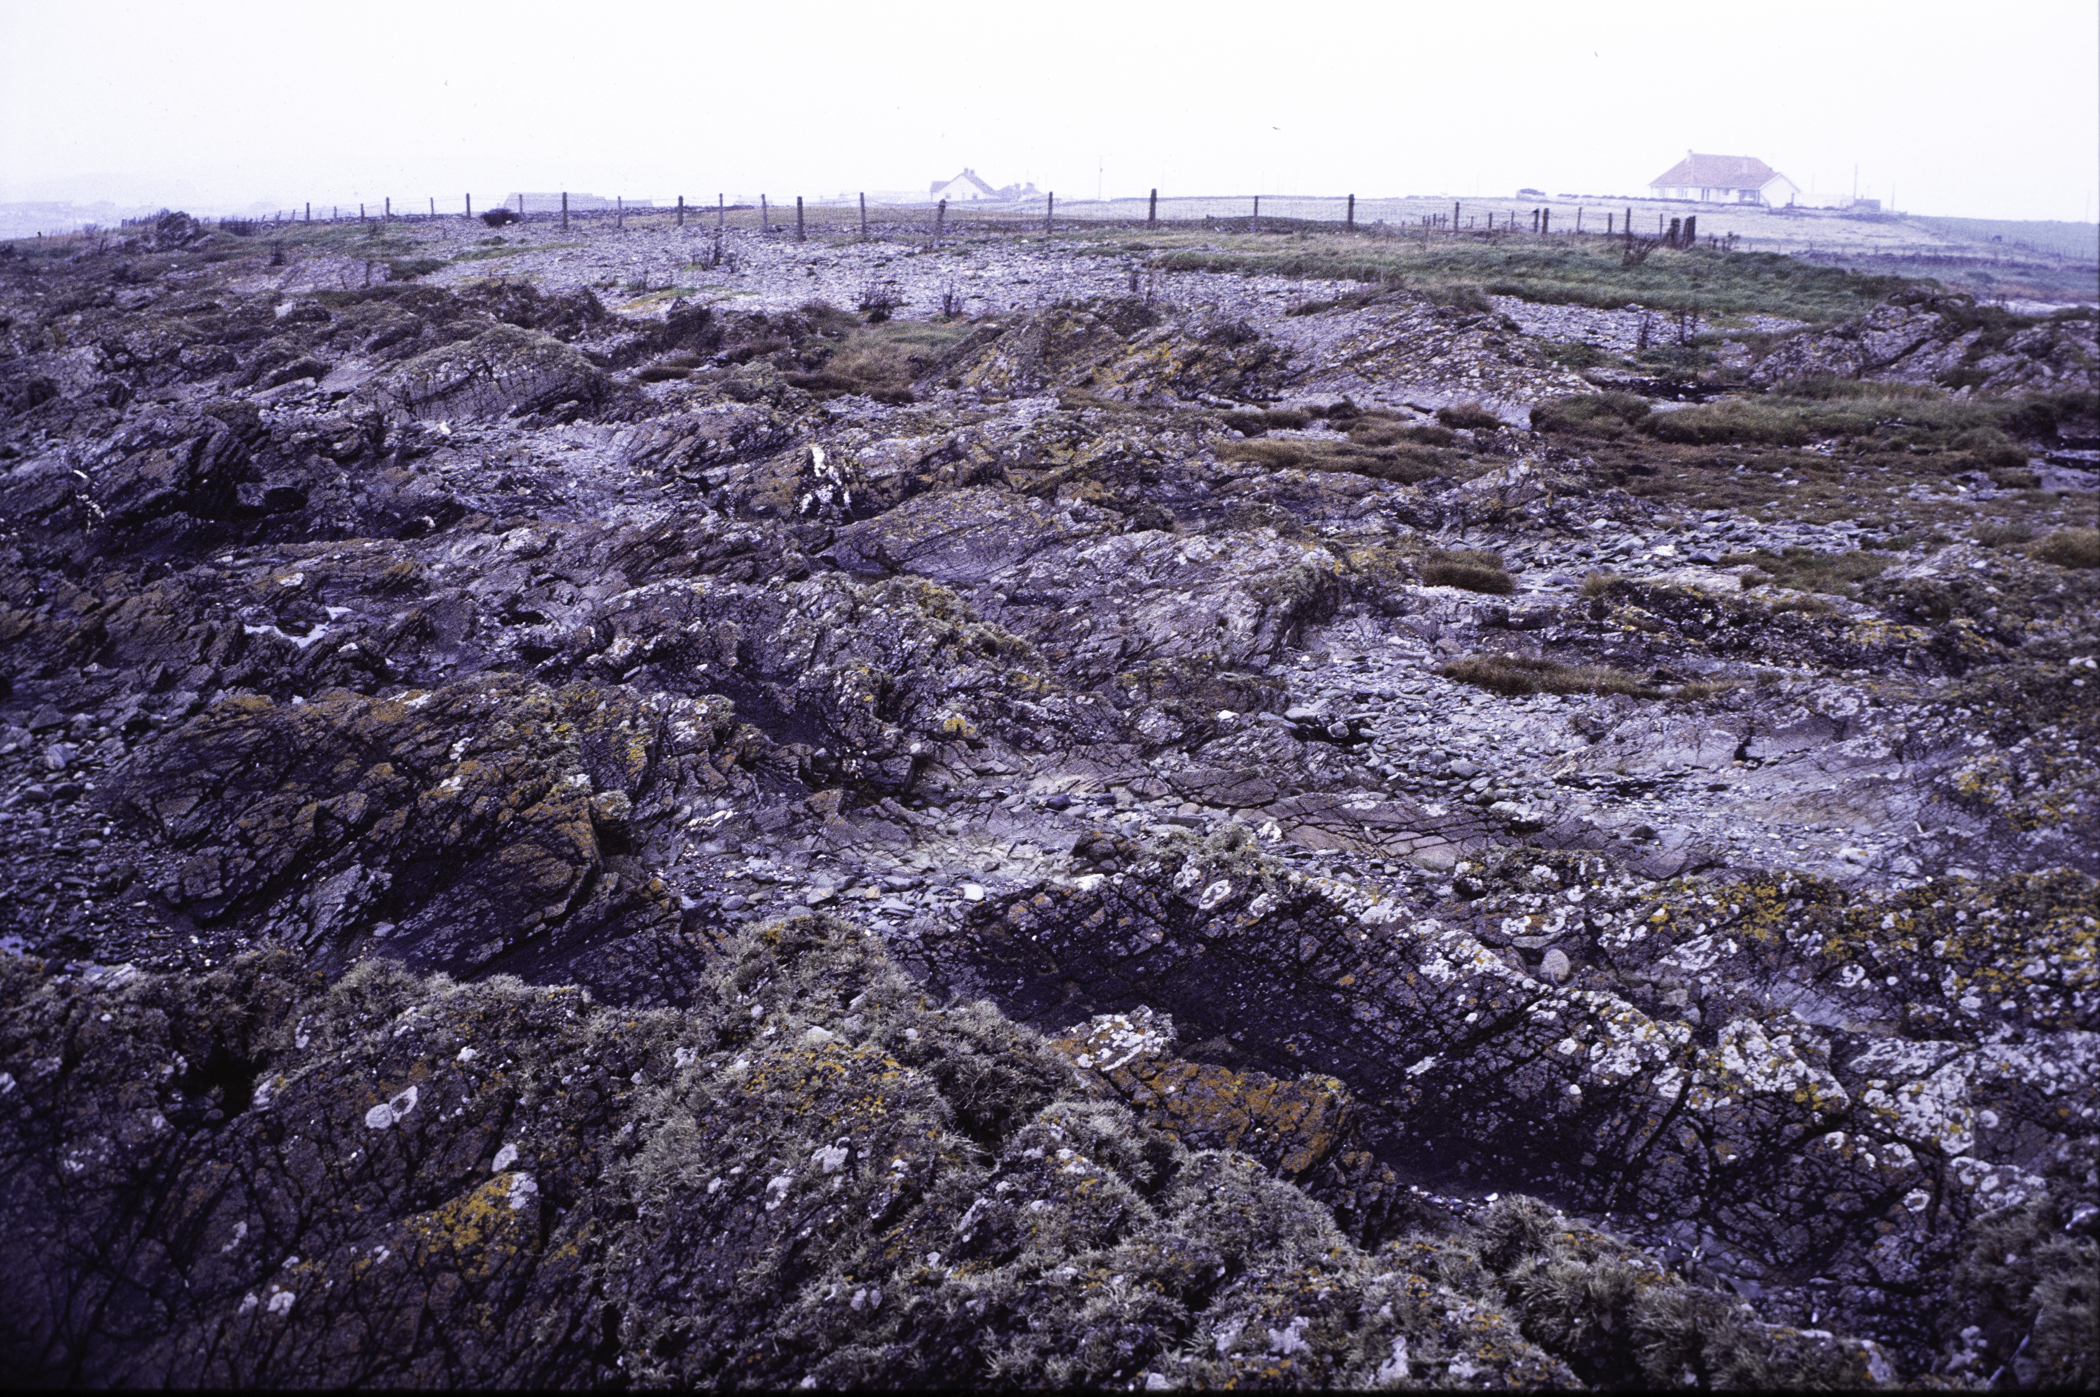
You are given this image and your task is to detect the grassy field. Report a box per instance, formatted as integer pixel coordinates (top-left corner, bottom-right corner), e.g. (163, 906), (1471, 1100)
(1069, 229), (1914, 323)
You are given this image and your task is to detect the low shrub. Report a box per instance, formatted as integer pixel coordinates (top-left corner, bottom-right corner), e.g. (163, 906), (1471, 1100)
(1530, 393), (1651, 437)
(1421, 548), (1516, 595)
(1973, 522), (2035, 548)
(386, 258), (447, 282)
(1436, 401), (1503, 431)
(1644, 399), (1816, 447)
(1722, 547), (1893, 595)
(1443, 654), (1651, 698)
(2031, 528), (2100, 569)
(1542, 340), (1612, 370)
(1214, 436), (1454, 485)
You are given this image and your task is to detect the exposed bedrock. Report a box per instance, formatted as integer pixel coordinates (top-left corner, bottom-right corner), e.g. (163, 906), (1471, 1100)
(3, 220), (2096, 1386)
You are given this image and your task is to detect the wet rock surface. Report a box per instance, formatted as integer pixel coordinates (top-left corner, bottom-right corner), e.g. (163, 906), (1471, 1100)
(1, 218), (2095, 1387)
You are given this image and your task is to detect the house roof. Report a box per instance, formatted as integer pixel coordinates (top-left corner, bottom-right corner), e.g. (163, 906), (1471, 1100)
(929, 168), (1000, 197)
(1649, 152), (1782, 190)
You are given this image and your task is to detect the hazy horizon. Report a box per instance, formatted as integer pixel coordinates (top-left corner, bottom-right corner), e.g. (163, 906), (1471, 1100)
(4, 0), (2096, 226)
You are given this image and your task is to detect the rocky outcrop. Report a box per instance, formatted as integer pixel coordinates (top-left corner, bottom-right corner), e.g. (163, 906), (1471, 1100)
(2, 214), (2095, 1386)
(1751, 294), (2099, 396)
(0, 920), (1916, 1389)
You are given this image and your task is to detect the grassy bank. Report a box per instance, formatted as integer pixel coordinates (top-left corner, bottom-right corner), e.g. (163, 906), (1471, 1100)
(1081, 230), (1915, 323)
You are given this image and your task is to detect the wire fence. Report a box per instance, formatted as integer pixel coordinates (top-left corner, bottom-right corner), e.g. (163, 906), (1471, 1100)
(176, 191), (1761, 255)
(5, 192), (2084, 278)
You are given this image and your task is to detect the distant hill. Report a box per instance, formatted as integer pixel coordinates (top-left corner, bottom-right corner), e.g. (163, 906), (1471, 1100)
(1908, 215), (2099, 263)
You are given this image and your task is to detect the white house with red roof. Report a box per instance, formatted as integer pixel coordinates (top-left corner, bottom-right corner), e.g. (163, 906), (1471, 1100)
(1649, 152), (1801, 206)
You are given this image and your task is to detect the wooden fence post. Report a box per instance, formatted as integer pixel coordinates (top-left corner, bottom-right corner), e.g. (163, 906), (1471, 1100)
(1542, 207), (1550, 235)
(1452, 199), (1459, 232)
(860, 192), (868, 241)
(677, 195), (684, 227)
(1576, 207), (1582, 233)
(384, 197), (390, 222)
(796, 196), (804, 242)
(760, 195), (768, 235)
(616, 196), (624, 232)
(1251, 194), (1259, 233)
(1347, 193), (1355, 229)
(465, 194), (471, 220)
(518, 194), (524, 217)
(1045, 192), (1053, 234)
(718, 194), (724, 230)
(562, 192), (568, 230)
(933, 198), (946, 249)
(305, 202), (311, 222)
(1148, 188), (1158, 225)
(360, 203), (366, 221)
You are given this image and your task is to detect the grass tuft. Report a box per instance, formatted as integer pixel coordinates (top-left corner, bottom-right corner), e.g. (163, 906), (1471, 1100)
(2031, 527), (2100, 569)
(1443, 654), (1653, 698)
(1421, 548), (1516, 594)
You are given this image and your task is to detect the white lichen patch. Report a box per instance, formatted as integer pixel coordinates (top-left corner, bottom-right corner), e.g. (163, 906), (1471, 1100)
(363, 1084), (420, 1130)
(1059, 1006), (1175, 1073)
(1697, 1018), (1849, 1118)
(1860, 1060), (1977, 1156)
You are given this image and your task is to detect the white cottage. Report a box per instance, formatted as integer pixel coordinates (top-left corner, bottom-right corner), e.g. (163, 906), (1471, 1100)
(1648, 152), (1800, 207)
(928, 168), (1000, 202)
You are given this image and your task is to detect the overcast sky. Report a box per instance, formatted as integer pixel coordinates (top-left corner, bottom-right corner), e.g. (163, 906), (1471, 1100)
(3, 0), (2095, 223)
